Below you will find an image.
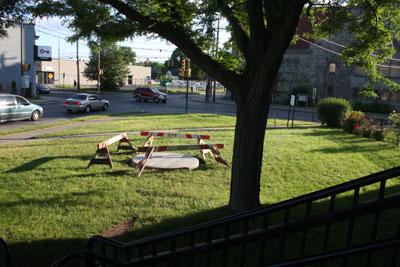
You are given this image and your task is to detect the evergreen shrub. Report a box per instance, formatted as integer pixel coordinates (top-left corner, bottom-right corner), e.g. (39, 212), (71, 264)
(11, 80), (17, 94)
(352, 101), (392, 114)
(317, 97), (352, 127)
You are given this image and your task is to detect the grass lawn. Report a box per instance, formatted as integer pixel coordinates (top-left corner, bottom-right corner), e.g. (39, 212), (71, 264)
(30, 113), (315, 139)
(0, 115), (108, 137)
(0, 116), (399, 266)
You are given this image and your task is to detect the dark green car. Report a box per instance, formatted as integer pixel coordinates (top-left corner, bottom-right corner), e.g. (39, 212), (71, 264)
(0, 93), (43, 123)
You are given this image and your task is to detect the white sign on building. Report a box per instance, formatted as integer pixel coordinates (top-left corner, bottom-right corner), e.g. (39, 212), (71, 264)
(35, 45), (52, 61)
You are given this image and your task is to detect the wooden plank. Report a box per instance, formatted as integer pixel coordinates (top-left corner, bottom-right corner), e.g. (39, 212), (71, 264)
(137, 144), (224, 153)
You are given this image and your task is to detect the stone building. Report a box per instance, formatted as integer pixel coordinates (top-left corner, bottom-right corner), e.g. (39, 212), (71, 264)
(274, 17), (400, 108)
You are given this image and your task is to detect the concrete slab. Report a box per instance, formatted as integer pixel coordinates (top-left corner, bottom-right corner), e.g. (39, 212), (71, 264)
(132, 152), (199, 170)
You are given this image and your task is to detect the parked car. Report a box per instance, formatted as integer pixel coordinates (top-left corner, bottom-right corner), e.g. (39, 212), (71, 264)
(36, 83), (51, 94)
(133, 87), (168, 103)
(0, 93), (43, 123)
(63, 93), (109, 113)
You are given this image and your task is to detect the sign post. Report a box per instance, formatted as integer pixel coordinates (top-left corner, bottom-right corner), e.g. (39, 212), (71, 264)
(312, 88), (317, 122)
(287, 95), (295, 127)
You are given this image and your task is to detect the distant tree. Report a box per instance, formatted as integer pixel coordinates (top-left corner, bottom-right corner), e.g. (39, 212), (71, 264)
(149, 62), (166, 79)
(84, 41), (136, 91)
(0, 0), (24, 39)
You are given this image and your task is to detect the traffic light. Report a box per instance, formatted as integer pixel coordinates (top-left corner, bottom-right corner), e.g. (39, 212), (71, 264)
(179, 59), (186, 77)
(22, 63), (31, 72)
(188, 68), (191, 78)
(185, 59), (190, 71)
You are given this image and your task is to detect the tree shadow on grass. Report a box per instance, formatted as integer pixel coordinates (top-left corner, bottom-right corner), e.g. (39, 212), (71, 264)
(4, 206), (230, 267)
(0, 189), (103, 210)
(6, 155), (92, 173)
(4, 183), (400, 267)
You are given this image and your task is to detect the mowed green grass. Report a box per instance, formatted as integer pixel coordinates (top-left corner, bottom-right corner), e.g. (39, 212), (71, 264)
(0, 119), (399, 266)
(31, 113), (314, 138)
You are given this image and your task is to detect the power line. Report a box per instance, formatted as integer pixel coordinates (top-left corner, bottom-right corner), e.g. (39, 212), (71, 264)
(36, 24), (70, 37)
(298, 37), (400, 69)
(319, 37), (400, 63)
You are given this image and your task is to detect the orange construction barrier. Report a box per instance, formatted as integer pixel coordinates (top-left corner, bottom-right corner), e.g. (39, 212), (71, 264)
(88, 133), (135, 168)
(141, 131), (213, 159)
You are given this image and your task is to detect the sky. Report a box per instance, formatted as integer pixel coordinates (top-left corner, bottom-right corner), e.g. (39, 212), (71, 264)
(35, 17), (177, 63)
(35, 17), (230, 64)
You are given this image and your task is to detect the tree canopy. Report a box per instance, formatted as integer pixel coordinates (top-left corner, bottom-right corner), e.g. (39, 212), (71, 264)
(84, 41), (136, 90)
(4, 0), (400, 212)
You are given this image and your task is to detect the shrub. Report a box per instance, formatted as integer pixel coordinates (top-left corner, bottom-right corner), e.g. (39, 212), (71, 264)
(317, 97), (352, 127)
(11, 80), (17, 94)
(370, 129), (385, 141)
(26, 82), (32, 98)
(289, 85), (309, 96)
(341, 111), (365, 134)
(352, 101), (393, 114)
(389, 110), (400, 146)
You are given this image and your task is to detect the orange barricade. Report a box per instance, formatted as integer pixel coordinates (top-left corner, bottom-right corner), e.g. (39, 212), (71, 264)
(88, 133), (135, 168)
(136, 131), (230, 176)
(141, 131), (213, 159)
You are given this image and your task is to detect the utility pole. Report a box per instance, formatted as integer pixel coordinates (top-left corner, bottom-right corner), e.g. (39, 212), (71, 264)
(185, 59), (190, 114)
(97, 51), (100, 93)
(76, 39), (80, 91)
(20, 22), (24, 95)
(58, 37), (61, 87)
(213, 14), (220, 103)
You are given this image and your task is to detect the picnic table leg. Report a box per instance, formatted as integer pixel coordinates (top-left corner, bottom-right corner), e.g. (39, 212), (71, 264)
(198, 138), (212, 159)
(143, 136), (154, 147)
(87, 147), (113, 168)
(137, 146), (156, 177)
(210, 145), (231, 168)
(117, 136), (136, 152)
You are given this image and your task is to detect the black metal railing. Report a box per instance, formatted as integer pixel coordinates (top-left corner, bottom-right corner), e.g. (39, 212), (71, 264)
(0, 237), (11, 267)
(52, 166), (400, 267)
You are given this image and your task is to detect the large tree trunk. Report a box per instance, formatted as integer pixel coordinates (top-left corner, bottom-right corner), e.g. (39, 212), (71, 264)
(228, 77), (273, 213)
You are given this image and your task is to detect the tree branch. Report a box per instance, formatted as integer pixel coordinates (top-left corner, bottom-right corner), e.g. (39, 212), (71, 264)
(97, 0), (244, 94)
(217, 0), (250, 62)
(247, 0), (266, 50)
(364, 0), (378, 28)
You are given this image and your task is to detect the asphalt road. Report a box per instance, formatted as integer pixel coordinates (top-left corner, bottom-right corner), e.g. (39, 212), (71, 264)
(0, 90), (319, 131)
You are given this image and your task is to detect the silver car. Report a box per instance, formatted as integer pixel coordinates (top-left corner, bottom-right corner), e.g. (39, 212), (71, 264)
(0, 93), (43, 123)
(63, 93), (109, 113)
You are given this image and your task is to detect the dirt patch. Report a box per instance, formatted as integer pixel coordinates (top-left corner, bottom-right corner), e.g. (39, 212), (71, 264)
(99, 217), (137, 238)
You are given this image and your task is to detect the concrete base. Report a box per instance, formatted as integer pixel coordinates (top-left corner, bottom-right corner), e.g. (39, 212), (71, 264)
(132, 152), (199, 170)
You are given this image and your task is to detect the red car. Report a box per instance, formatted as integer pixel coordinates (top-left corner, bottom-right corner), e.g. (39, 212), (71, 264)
(133, 87), (168, 103)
